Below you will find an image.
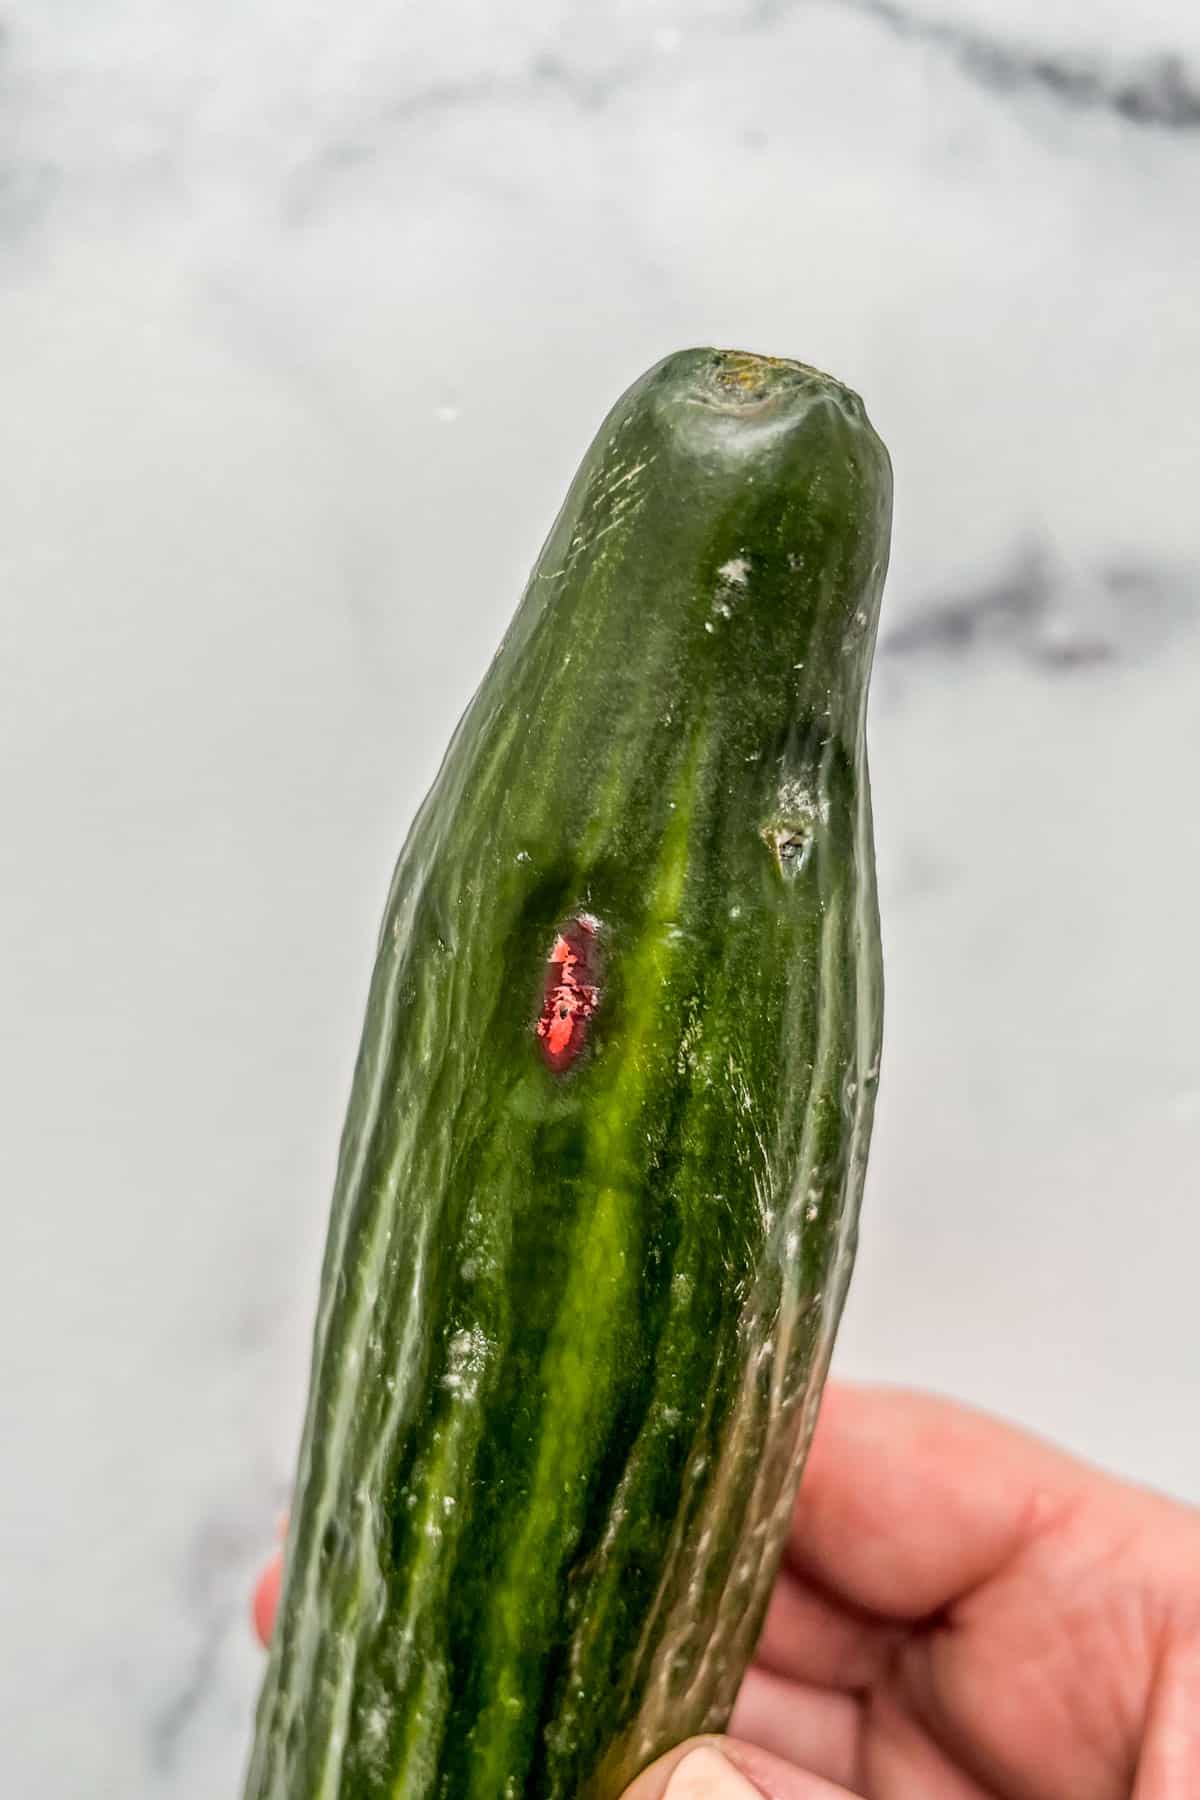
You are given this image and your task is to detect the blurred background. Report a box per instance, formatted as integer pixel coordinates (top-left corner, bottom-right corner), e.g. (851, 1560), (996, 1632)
(3, 1), (1198, 1794)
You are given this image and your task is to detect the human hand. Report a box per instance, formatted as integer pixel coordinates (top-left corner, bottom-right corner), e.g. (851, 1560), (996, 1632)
(252, 1385), (1200, 1797)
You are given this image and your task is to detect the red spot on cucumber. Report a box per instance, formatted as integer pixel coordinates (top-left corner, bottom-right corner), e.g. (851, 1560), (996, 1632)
(536, 915), (602, 1072)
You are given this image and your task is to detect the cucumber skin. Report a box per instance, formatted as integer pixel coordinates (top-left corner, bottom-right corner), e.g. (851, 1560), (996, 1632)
(244, 348), (892, 1800)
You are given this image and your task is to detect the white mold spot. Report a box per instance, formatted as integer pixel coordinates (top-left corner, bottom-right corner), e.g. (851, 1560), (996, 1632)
(441, 1324), (492, 1396)
(764, 777), (829, 876)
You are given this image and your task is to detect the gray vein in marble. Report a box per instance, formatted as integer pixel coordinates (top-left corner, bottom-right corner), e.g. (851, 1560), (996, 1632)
(151, 1616), (229, 1772)
(303, 6), (1200, 181)
(881, 548), (1198, 671)
(3, 0), (1197, 249)
(149, 1510), (268, 1772)
(819, 0), (1200, 130)
(288, 54), (626, 217)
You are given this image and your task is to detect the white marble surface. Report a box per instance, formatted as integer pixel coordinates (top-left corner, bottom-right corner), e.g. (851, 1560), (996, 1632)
(3, 2), (1199, 1795)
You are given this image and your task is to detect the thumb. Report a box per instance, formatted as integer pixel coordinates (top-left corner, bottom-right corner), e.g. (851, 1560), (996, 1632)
(620, 1737), (858, 1799)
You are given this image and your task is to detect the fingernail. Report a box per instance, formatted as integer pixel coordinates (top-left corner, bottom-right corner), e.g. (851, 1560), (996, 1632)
(663, 1746), (762, 1798)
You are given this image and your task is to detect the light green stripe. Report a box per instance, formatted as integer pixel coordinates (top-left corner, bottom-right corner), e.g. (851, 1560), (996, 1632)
(624, 864), (849, 1754)
(465, 723), (704, 1794)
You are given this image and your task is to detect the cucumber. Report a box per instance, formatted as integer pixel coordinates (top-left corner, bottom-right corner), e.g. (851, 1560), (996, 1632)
(244, 347), (892, 1800)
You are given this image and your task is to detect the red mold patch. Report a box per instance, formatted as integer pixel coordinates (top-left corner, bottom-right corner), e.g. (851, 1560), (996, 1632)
(536, 914), (602, 1073)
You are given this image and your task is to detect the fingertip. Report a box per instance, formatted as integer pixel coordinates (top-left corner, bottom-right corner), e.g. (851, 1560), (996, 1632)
(252, 1551), (282, 1648)
(638, 1744), (761, 1797)
(620, 1735), (855, 1798)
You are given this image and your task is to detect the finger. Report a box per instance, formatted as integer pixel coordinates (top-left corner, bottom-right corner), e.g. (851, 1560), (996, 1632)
(252, 1550), (282, 1648)
(753, 1563), (902, 1691)
(859, 1687), (999, 1800)
(1133, 1631), (1200, 1798)
(730, 1666), (859, 1789)
(789, 1383), (1093, 1618)
(620, 1736), (859, 1799)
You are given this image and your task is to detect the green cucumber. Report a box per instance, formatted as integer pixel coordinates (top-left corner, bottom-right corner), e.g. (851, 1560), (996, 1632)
(244, 346), (892, 1800)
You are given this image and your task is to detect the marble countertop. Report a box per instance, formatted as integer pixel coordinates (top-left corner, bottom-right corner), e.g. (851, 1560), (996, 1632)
(4, 2), (1198, 1794)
